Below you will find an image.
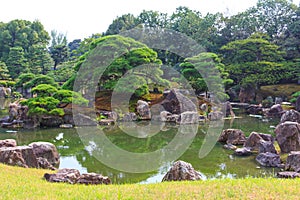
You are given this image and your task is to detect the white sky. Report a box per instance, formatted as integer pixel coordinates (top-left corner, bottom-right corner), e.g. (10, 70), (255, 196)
(0, 0), (299, 41)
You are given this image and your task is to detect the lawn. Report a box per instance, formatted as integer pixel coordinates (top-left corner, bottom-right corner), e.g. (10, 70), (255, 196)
(0, 163), (300, 199)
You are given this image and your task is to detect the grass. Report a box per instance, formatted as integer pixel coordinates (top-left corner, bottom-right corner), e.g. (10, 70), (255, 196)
(1, 164), (300, 199)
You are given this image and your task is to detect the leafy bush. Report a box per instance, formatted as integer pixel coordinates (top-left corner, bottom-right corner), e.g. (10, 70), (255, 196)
(53, 89), (89, 106)
(24, 75), (58, 89)
(15, 73), (35, 88)
(21, 97), (60, 116)
(291, 91), (300, 103)
(49, 108), (65, 116)
(31, 84), (58, 97)
(0, 80), (16, 87)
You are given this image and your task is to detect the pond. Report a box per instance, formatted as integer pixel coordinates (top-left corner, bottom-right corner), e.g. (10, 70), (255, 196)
(0, 100), (280, 184)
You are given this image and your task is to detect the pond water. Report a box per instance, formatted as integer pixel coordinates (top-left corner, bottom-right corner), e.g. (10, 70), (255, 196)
(0, 100), (281, 184)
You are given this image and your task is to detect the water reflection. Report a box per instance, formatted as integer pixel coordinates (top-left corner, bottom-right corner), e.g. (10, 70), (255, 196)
(0, 112), (281, 184)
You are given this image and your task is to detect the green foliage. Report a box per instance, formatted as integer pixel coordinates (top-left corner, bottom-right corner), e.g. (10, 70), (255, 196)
(31, 84), (58, 97)
(6, 46), (29, 79)
(67, 35), (166, 97)
(14, 73), (35, 88)
(0, 80), (15, 87)
(0, 61), (10, 80)
(0, 19), (50, 61)
(47, 61), (75, 82)
(49, 30), (69, 69)
(53, 89), (89, 106)
(180, 52), (232, 100)
(24, 74), (58, 89)
(28, 43), (53, 74)
(21, 96), (60, 116)
(291, 91), (300, 103)
(48, 108), (65, 116)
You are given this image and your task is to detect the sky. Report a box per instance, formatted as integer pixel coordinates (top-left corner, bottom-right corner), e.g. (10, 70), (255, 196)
(0, 0), (299, 41)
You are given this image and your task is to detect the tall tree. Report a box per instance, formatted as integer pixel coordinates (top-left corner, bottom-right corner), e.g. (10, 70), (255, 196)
(0, 19), (50, 62)
(6, 46), (28, 79)
(28, 44), (54, 74)
(49, 30), (69, 69)
(105, 14), (138, 35)
(221, 33), (290, 88)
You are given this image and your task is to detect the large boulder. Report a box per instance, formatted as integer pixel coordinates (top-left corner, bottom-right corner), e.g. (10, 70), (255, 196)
(258, 140), (277, 154)
(218, 129), (246, 145)
(44, 169), (111, 185)
(246, 105), (263, 115)
(280, 110), (300, 124)
(239, 87), (255, 103)
(40, 116), (64, 127)
(29, 142), (60, 166)
(265, 104), (285, 118)
(285, 151), (300, 172)
(275, 121), (300, 153)
(256, 152), (281, 167)
(162, 160), (202, 181)
(243, 132), (274, 151)
(176, 111), (198, 124)
(160, 89), (197, 115)
(44, 168), (81, 184)
(0, 146), (38, 168)
(224, 101), (235, 117)
(0, 139), (17, 148)
(77, 173), (111, 185)
(136, 100), (151, 120)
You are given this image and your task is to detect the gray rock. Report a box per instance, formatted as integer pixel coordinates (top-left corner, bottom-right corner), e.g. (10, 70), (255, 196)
(244, 132), (274, 151)
(258, 140), (277, 154)
(277, 171), (300, 179)
(256, 152), (281, 167)
(0, 139), (17, 148)
(265, 104), (285, 118)
(218, 129), (246, 145)
(37, 157), (56, 170)
(208, 111), (224, 121)
(40, 116), (64, 127)
(136, 100), (151, 120)
(122, 112), (137, 121)
(99, 119), (115, 126)
(77, 173), (111, 185)
(73, 113), (97, 126)
(160, 111), (172, 122)
(246, 105), (263, 115)
(275, 121), (300, 153)
(0, 146), (38, 168)
(224, 101), (235, 117)
(280, 109), (300, 124)
(29, 142), (60, 167)
(44, 168), (81, 184)
(162, 160), (202, 181)
(223, 144), (237, 150)
(160, 89), (197, 115)
(234, 147), (252, 156)
(285, 151), (300, 172)
(176, 111), (198, 124)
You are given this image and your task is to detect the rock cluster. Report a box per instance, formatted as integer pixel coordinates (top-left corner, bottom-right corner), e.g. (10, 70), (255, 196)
(162, 160), (202, 181)
(0, 139), (59, 170)
(44, 168), (111, 185)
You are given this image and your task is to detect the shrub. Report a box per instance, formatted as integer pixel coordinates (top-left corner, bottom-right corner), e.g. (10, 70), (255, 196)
(53, 89), (89, 106)
(291, 91), (300, 103)
(31, 84), (58, 97)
